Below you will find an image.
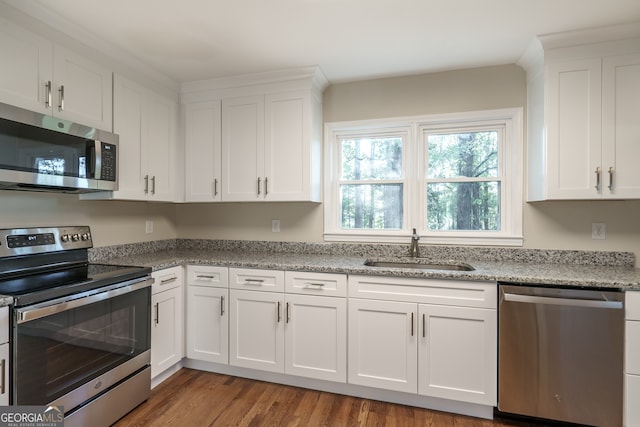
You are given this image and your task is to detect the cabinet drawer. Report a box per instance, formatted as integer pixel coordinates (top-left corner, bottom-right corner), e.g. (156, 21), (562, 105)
(0, 306), (8, 344)
(348, 275), (496, 309)
(230, 268), (285, 292)
(627, 291), (640, 320)
(626, 374), (640, 426)
(152, 266), (183, 294)
(187, 265), (229, 287)
(284, 271), (347, 297)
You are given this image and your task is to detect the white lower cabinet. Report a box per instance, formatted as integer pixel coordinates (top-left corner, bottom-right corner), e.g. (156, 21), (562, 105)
(348, 275), (497, 406)
(0, 306), (8, 406)
(150, 267), (184, 379)
(348, 299), (417, 393)
(229, 288), (284, 372)
(625, 291), (640, 426)
(186, 266), (229, 364)
(228, 268), (347, 382)
(418, 304), (496, 405)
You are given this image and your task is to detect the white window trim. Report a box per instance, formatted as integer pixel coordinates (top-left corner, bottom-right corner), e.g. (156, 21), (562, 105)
(323, 108), (524, 246)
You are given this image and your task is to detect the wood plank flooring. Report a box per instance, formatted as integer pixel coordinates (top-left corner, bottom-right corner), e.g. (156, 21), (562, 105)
(114, 368), (544, 426)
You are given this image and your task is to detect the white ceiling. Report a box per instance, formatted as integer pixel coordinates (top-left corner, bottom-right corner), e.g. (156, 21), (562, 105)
(10, 0), (640, 84)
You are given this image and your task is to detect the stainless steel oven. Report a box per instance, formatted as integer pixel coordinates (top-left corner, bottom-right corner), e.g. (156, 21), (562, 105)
(0, 226), (151, 427)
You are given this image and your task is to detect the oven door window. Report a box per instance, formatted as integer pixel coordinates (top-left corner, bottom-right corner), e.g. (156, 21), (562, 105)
(14, 286), (150, 405)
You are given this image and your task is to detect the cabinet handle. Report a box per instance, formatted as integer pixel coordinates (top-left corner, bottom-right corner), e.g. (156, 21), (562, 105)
(214, 178), (218, 196)
(160, 276), (177, 285)
(265, 177), (269, 196)
(422, 313), (426, 338)
(144, 175), (149, 194)
(45, 81), (52, 108)
(151, 176), (156, 195)
(608, 167), (614, 192)
(411, 312), (414, 337)
(1, 359), (5, 395)
(154, 302), (159, 325)
(277, 301), (281, 323)
(286, 302), (290, 323)
(244, 278), (265, 285)
(196, 275), (215, 280)
(594, 167), (601, 191)
(220, 295), (225, 316)
(58, 85), (64, 111)
(257, 177), (261, 195)
(304, 282), (325, 288)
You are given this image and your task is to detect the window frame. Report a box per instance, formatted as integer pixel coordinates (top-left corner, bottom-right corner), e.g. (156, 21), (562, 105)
(324, 108), (523, 246)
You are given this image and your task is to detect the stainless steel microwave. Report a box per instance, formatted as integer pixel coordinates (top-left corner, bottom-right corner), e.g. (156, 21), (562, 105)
(0, 102), (118, 193)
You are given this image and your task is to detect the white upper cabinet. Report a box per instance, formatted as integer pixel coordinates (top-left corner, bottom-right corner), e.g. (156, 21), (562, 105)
(181, 67), (327, 203)
(184, 101), (222, 202)
(523, 23), (640, 201)
(84, 74), (178, 201)
(0, 15), (112, 130)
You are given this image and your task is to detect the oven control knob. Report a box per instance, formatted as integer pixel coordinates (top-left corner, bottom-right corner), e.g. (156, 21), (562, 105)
(61, 234), (70, 242)
(81, 233), (90, 241)
(72, 234), (80, 241)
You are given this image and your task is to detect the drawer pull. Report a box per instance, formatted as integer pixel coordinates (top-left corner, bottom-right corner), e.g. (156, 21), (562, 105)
(196, 275), (215, 280)
(160, 276), (177, 284)
(304, 282), (325, 287)
(244, 278), (265, 285)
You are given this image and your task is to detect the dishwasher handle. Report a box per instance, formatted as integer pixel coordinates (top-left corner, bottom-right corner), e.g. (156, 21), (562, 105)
(503, 292), (623, 309)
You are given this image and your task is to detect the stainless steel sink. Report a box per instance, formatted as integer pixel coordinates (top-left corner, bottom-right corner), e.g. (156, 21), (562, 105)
(364, 259), (475, 271)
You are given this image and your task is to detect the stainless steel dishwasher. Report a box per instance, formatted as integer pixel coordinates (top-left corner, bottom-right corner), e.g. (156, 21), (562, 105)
(498, 283), (624, 427)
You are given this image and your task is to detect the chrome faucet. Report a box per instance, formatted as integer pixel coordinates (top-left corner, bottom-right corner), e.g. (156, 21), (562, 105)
(409, 228), (420, 257)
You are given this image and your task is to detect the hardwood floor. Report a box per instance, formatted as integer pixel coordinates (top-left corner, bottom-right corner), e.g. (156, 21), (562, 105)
(114, 368), (544, 426)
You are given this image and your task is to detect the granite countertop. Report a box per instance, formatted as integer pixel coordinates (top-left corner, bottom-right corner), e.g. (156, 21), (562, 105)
(93, 241), (640, 290)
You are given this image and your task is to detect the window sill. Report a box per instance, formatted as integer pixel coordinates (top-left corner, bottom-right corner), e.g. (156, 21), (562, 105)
(323, 232), (524, 247)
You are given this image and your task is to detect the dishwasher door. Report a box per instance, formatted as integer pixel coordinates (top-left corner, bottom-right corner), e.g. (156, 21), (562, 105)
(498, 284), (624, 427)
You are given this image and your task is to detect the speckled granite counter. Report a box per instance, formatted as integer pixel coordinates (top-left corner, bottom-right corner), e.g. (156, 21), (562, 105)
(0, 296), (12, 307)
(90, 239), (640, 290)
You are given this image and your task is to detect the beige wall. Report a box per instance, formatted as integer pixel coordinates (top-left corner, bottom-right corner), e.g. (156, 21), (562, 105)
(0, 191), (178, 247)
(4, 64), (640, 260)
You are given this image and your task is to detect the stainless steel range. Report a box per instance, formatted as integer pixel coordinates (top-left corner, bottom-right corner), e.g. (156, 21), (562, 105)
(0, 226), (152, 427)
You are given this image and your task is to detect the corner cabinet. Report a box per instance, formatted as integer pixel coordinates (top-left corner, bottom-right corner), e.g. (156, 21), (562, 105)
(150, 266), (184, 379)
(523, 24), (640, 201)
(0, 15), (112, 130)
(186, 265), (229, 363)
(348, 275), (497, 406)
(83, 74), (179, 201)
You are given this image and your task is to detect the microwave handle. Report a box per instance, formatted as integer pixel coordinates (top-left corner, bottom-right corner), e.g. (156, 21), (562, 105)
(16, 277), (152, 324)
(93, 140), (103, 179)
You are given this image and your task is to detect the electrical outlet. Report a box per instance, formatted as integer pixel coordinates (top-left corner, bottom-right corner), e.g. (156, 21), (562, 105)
(272, 219), (281, 233)
(145, 220), (154, 234)
(592, 222), (606, 240)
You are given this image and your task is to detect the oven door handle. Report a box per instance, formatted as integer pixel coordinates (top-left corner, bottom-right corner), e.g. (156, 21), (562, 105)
(16, 277), (153, 324)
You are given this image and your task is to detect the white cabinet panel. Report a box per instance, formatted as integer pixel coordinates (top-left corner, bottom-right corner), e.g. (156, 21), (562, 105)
(187, 265), (228, 287)
(284, 271), (347, 297)
(348, 298), (417, 393)
(184, 101), (222, 201)
(284, 294), (346, 382)
(229, 289), (284, 373)
(229, 268), (285, 292)
(418, 304), (496, 405)
(0, 343), (7, 406)
(186, 286), (228, 364)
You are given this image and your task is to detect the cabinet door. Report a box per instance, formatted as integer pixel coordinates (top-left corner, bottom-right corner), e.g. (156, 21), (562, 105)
(0, 343), (7, 406)
(53, 45), (112, 130)
(418, 304), (496, 405)
(151, 286), (184, 378)
(0, 17), (52, 113)
(348, 299), (417, 393)
(111, 75), (147, 199)
(546, 58), (602, 199)
(146, 91), (177, 201)
(186, 286), (228, 364)
(229, 289), (284, 373)
(284, 294), (346, 383)
(221, 95), (264, 201)
(264, 90), (311, 201)
(184, 101), (222, 202)
(602, 53), (640, 199)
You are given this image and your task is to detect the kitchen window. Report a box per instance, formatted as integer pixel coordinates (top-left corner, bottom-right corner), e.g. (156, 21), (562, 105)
(324, 108), (523, 246)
